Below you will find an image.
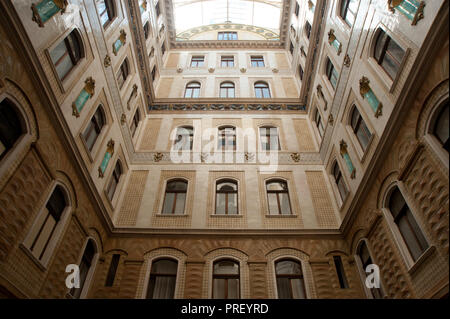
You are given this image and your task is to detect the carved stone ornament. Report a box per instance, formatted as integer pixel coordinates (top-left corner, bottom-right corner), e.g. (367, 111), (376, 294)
(201, 153), (209, 163)
(328, 29), (336, 45)
(153, 152), (163, 162)
(290, 153), (301, 162)
(328, 114), (334, 126)
(359, 76), (371, 97)
(208, 67), (215, 73)
(343, 54), (351, 67)
(84, 77), (95, 96)
(104, 55), (111, 68)
(120, 114), (126, 125)
(240, 68), (247, 73)
(176, 67), (183, 73)
(245, 152), (255, 162)
(119, 29), (127, 44)
(272, 68), (279, 73)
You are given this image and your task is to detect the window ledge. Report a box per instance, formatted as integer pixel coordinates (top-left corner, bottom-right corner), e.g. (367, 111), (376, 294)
(210, 214), (243, 218)
(408, 245), (436, 276)
(19, 243), (47, 272)
(265, 214), (298, 218)
(155, 213), (189, 217)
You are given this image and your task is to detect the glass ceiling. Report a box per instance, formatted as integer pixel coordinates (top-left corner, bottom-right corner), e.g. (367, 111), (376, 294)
(172, 0), (283, 36)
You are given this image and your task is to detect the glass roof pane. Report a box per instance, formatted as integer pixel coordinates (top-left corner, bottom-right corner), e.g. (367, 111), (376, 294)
(173, 0), (282, 35)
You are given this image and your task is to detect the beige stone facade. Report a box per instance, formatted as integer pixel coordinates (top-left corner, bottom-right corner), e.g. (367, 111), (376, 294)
(0, 0), (448, 300)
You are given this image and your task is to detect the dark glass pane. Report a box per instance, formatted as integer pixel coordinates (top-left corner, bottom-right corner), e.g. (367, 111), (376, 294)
(151, 259), (178, 274)
(276, 277), (291, 299)
(0, 100), (23, 156)
(214, 260), (239, 275)
(213, 278), (225, 298)
(434, 104), (449, 150)
(105, 254), (120, 286)
(167, 181), (187, 191)
(276, 260), (302, 275)
(46, 186), (66, 220)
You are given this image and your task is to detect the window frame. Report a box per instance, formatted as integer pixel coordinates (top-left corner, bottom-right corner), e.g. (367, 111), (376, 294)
(190, 56), (205, 68)
(130, 108), (141, 137)
(49, 29), (84, 82)
(146, 258), (178, 299)
(106, 160), (122, 202)
(350, 105), (372, 153)
(339, 0), (358, 27)
(275, 258), (307, 299)
(332, 161), (349, 205)
(82, 105), (106, 152)
(116, 58), (130, 90)
(219, 81), (235, 98)
(250, 56), (265, 67)
(0, 98), (26, 161)
(215, 179), (239, 215)
(212, 259), (240, 299)
(184, 81), (201, 98)
(97, 0), (116, 29)
(373, 29), (406, 81)
(217, 126), (236, 151)
(220, 56), (235, 68)
(325, 57), (339, 90)
(173, 126), (194, 151)
(161, 179), (188, 215)
(265, 179), (293, 215)
(354, 239), (385, 299)
(69, 238), (99, 299)
(254, 81), (271, 99)
(259, 126), (281, 151)
(218, 32), (238, 40)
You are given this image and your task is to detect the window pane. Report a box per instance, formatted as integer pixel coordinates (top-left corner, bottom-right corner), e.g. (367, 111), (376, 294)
(228, 279), (239, 298)
(291, 278), (306, 299)
(268, 193), (279, 215)
(150, 276), (176, 299)
(276, 260), (301, 275)
(162, 193), (175, 214)
(337, 179), (347, 201)
(174, 193), (186, 215)
(214, 260), (239, 274)
(398, 216), (424, 261)
(151, 259), (178, 274)
(276, 277), (291, 299)
(216, 193), (226, 214)
(356, 120), (371, 150)
(435, 105), (449, 149)
(228, 193), (238, 214)
(386, 38), (405, 64)
(49, 40), (67, 64)
(55, 55), (73, 80)
(279, 193), (291, 215)
(31, 215), (56, 259)
(381, 54), (400, 79)
(213, 279), (225, 298)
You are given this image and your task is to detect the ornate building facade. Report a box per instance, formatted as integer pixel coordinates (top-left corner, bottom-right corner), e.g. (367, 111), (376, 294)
(0, 0), (448, 299)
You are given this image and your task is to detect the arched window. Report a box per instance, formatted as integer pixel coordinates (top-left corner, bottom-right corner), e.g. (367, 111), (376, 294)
(162, 180), (187, 215)
(106, 160), (122, 201)
(260, 126), (280, 150)
(184, 82), (201, 98)
(0, 99), (25, 160)
(215, 179), (238, 215)
(97, 0), (116, 28)
(326, 58), (339, 90)
(304, 21), (312, 39)
(374, 30), (406, 79)
(143, 22), (150, 39)
(173, 126), (194, 150)
(350, 106), (372, 151)
(117, 58), (129, 89)
(340, 0), (358, 27)
(130, 108), (140, 137)
(50, 29), (83, 81)
(387, 186), (428, 261)
(218, 126), (236, 150)
(332, 161), (348, 201)
(220, 82), (235, 98)
(146, 259), (178, 299)
(25, 185), (67, 261)
(83, 105), (105, 152)
(266, 180), (292, 215)
(357, 241), (383, 299)
(432, 102), (449, 152)
(275, 259), (306, 299)
(70, 239), (97, 298)
(254, 82), (271, 98)
(314, 109), (324, 138)
(213, 259), (240, 299)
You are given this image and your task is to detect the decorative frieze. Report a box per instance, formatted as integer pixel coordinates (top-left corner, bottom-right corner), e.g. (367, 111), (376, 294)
(149, 103), (306, 112)
(360, 76), (383, 118)
(72, 77), (95, 117)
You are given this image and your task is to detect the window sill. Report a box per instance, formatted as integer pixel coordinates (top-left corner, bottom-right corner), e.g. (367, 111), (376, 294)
(210, 214), (242, 218)
(407, 245), (436, 276)
(265, 214), (298, 218)
(155, 213), (189, 217)
(19, 243), (47, 272)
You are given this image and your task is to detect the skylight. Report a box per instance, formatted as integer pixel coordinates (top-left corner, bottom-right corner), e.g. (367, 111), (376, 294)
(172, 0), (283, 36)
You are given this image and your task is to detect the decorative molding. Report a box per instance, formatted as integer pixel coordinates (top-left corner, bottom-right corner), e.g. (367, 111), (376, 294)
(240, 68), (246, 73)
(176, 67), (183, 73)
(290, 152), (301, 162)
(153, 152), (163, 162)
(359, 76), (383, 118)
(388, 0), (425, 25)
(98, 139), (115, 178)
(72, 77), (95, 117)
(208, 67), (215, 73)
(343, 54), (351, 67)
(328, 29), (342, 55)
(272, 68), (279, 73)
(149, 102), (306, 112)
(340, 140), (356, 179)
(113, 29), (127, 56)
(121, 114), (126, 125)
(104, 55), (111, 68)
(31, 0), (68, 28)
(328, 114), (334, 126)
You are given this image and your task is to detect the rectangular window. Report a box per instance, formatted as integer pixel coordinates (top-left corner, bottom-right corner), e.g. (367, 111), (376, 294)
(251, 56), (264, 67)
(333, 256), (349, 289)
(151, 66), (156, 81)
(221, 56), (234, 67)
(218, 32), (237, 40)
(105, 254), (120, 287)
(190, 56), (204, 67)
